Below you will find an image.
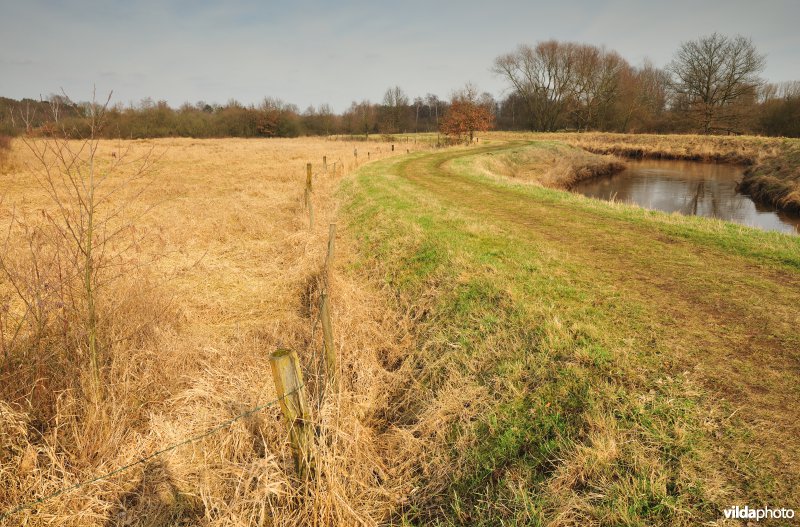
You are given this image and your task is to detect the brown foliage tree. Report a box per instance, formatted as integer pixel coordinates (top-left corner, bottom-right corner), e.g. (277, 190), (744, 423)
(440, 84), (494, 142)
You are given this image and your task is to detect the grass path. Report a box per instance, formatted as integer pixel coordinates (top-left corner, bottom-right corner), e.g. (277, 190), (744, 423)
(343, 141), (800, 525)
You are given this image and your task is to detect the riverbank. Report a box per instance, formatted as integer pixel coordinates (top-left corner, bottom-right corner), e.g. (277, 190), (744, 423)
(487, 132), (800, 214)
(473, 140), (625, 189)
(737, 146), (800, 213)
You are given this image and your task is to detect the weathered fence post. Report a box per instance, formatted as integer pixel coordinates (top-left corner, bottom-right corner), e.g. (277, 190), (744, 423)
(304, 163), (312, 210)
(326, 223), (336, 284)
(320, 290), (336, 391)
(307, 163), (315, 227)
(270, 349), (314, 478)
(323, 155), (327, 173)
(392, 144), (394, 151)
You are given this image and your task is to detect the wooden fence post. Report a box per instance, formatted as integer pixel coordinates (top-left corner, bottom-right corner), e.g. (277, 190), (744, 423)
(270, 349), (314, 478)
(326, 223), (336, 285)
(323, 156), (327, 173)
(320, 290), (336, 391)
(304, 163), (312, 210)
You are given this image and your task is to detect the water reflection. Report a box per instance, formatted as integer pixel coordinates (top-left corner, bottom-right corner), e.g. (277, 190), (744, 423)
(573, 159), (800, 235)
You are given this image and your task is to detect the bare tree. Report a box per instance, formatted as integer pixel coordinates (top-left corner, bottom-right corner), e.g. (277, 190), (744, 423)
(616, 60), (671, 132)
(760, 80), (800, 103)
(668, 33), (765, 133)
(413, 96), (423, 133)
(572, 45), (627, 130)
(425, 93), (442, 131)
(380, 86), (409, 134)
(493, 41), (581, 131)
(1, 91), (157, 405)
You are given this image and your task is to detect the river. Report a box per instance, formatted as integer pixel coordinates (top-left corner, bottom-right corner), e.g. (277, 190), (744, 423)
(572, 159), (800, 235)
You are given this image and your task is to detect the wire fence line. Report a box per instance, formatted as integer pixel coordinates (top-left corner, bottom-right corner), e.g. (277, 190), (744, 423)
(0, 383), (305, 523)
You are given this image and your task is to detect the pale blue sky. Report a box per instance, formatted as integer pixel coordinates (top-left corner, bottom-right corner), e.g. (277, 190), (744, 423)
(1, 0), (798, 111)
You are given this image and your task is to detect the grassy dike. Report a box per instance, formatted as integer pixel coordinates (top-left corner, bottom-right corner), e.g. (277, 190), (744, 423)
(340, 142), (800, 526)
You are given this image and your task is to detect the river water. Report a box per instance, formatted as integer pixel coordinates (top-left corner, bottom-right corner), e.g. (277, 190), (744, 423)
(572, 159), (800, 235)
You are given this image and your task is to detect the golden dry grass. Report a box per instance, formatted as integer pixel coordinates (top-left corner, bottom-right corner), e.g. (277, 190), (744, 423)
(486, 131), (786, 164)
(0, 136), (426, 526)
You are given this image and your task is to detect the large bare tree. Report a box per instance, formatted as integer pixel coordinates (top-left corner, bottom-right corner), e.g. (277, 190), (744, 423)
(493, 41), (581, 131)
(493, 41), (628, 132)
(668, 33), (765, 133)
(615, 60), (671, 132)
(572, 45), (627, 130)
(380, 86), (409, 134)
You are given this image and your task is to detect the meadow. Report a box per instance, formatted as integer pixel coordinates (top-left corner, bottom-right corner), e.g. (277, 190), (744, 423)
(1, 133), (799, 526)
(0, 136), (423, 525)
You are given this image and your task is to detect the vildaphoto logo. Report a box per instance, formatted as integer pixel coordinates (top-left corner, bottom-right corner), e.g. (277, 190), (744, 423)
(723, 505), (795, 521)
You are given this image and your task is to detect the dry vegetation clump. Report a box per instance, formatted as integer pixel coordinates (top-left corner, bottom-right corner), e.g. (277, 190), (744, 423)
(0, 134), (427, 525)
(473, 141), (624, 189)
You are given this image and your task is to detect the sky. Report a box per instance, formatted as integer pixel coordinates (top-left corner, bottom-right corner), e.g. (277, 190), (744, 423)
(1, 0), (798, 112)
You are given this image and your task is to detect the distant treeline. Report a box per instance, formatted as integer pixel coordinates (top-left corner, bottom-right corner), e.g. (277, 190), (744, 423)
(2, 35), (799, 139)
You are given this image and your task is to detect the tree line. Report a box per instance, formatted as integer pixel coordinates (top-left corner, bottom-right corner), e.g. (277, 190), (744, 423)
(1, 33), (798, 140)
(494, 34), (799, 136)
(0, 91), (456, 140)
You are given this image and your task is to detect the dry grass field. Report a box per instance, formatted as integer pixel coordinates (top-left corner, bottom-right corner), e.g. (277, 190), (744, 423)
(0, 137), (424, 526)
